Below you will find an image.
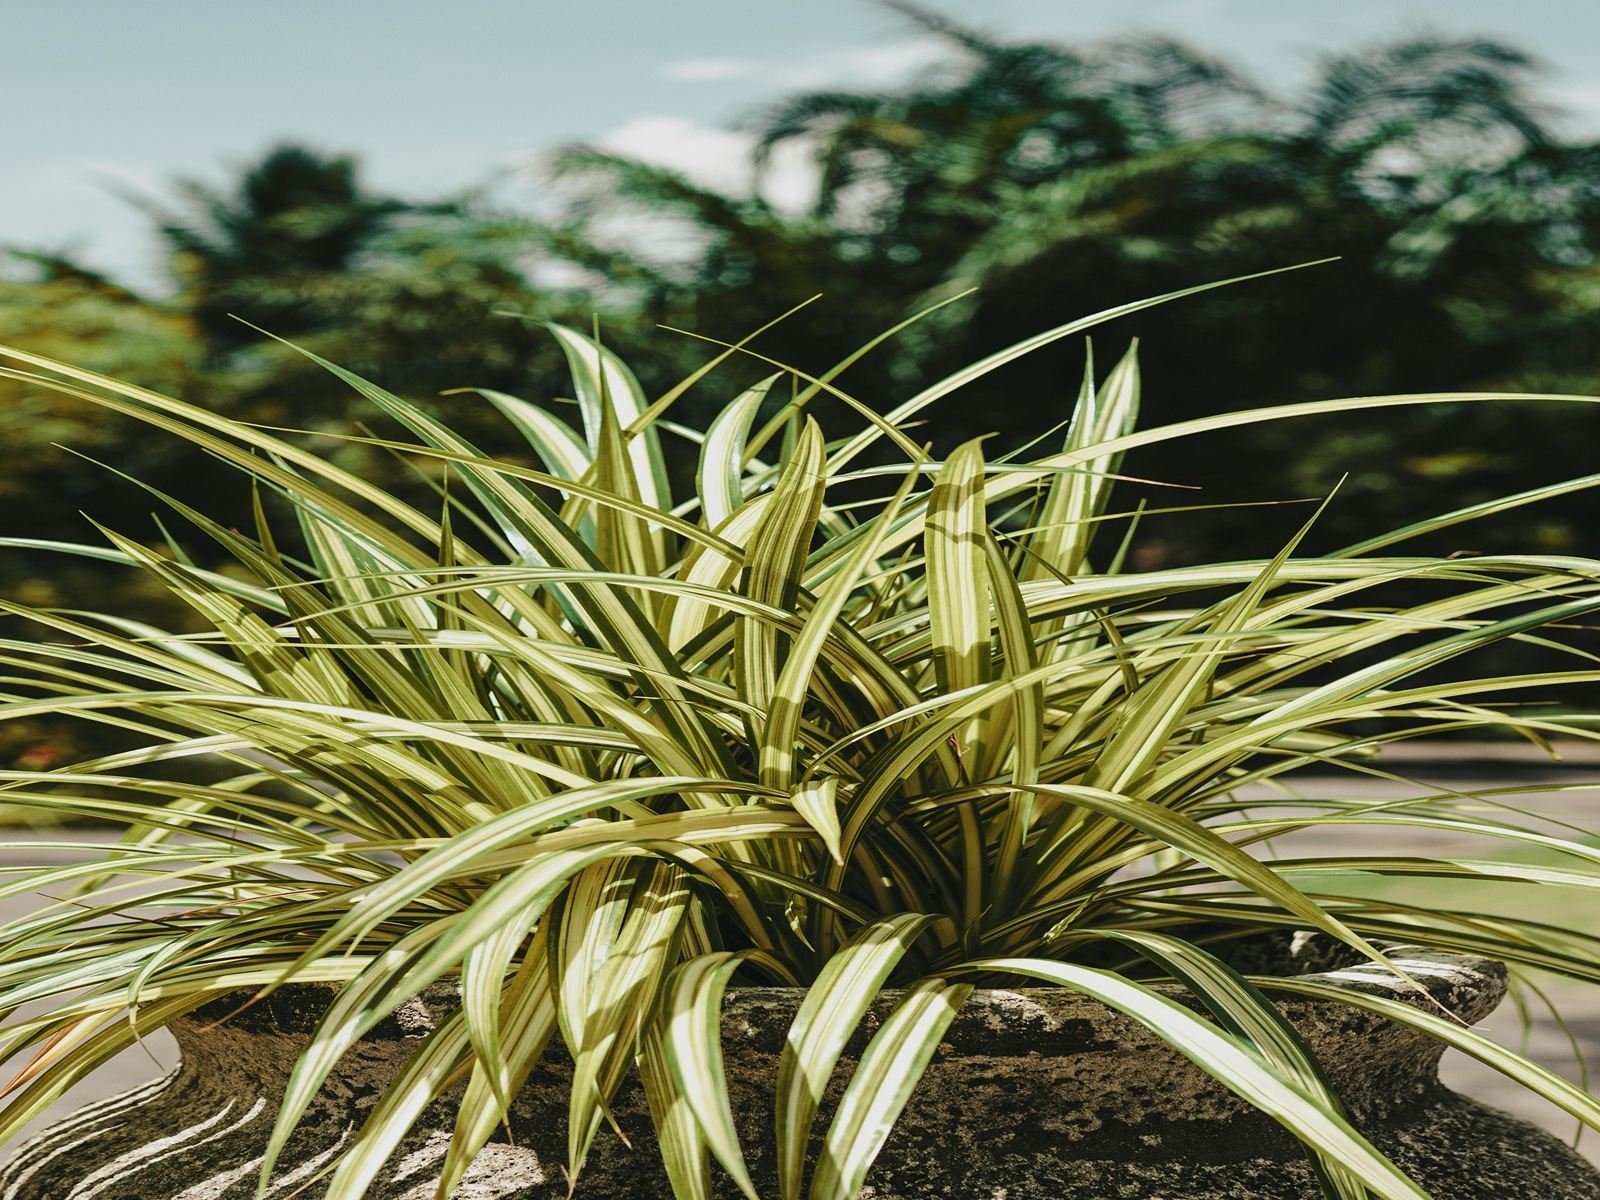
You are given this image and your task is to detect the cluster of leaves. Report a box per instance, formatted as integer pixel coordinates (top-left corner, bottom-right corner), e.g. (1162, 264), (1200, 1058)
(1, 292), (1599, 1197)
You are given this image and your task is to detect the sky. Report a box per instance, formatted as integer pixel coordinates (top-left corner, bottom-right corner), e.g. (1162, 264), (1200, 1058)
(7, 0), (1600, 291)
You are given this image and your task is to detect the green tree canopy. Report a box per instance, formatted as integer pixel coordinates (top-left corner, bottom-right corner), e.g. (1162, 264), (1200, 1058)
(546, 9), (1600, 558)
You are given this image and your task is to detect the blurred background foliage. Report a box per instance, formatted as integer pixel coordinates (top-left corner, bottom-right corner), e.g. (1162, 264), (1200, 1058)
(6, 4), (1600, 761)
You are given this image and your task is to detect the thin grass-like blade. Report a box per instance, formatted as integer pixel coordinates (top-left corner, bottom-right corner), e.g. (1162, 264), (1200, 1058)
(825, 263), (1332, 476)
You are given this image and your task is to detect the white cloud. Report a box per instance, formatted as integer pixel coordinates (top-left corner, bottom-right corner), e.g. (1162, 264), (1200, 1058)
(538, 34), (953, 267)
(1551, 82), (1600, 134)
(597, 115), (818, 217)
(521, 117), (821, 275)
(759, 138), (822, 216)
(600, 117), (755, 196)
(777, 38), (949, 89)
(660, 57), (757, 82)
(656, 37), (947, 92)
(0, 159), (169, 291)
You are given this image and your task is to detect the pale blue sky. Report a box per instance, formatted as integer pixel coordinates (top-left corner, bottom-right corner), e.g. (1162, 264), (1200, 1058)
(7, 0), (1600, 290)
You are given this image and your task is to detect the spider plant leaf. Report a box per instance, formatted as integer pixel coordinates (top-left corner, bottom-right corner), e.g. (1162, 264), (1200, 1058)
(255, 923), (455, 1193)
(662, 951), (760, 1200)
(737, 418), (826, 724)
(807, 976), (972, 1200)
(758, 463), (922, 792)
(0, 537), (279, 607)
(258, 339), (734, 776)
(1023, 339), (1143, 585)
(745, 290), (970, 461)
(458, 901), (547, 1119)
(545, 321), (669, 513)
(91, 525), (354, 709)
(591, 389), (665, 585)
(774, 913), (943, 1200)
(271, 778), (751, 963)
(983, 527), (1043, 907)
(554, 858), (638, 1075)
(564, 862), (691, 1178)
(1026, 783), (1405, 974)
(1242, 591), (1600, 736)
(1332, 470), (1600, 558)
(476, 387), (593, 485)
(788, 777), (844, 866)
(639, 1014), (714, 1200)
(1257, 976), (1600, 1133)
(0, 352), (463, 571)
(964, 957), (1427, 1200)
(437, 929), (559, 1198)
(699, 374), (778, 530)
(259, 842), (641, 1192)
(925, 438), (993, 704)
(322, 1010), (474, 1199)
(1086, 493), (1331, 797)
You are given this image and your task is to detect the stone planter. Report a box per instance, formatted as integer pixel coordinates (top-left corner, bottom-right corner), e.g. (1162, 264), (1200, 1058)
(4, 937), (1597, 1199)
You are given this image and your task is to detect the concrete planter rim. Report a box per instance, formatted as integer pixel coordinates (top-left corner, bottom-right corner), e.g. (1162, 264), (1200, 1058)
(192, 932), (1508, 1044)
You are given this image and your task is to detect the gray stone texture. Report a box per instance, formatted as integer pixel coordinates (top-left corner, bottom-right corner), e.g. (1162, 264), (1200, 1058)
(3, 937), (1597, 1198)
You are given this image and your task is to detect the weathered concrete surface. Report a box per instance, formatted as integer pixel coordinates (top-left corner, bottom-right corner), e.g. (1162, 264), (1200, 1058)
(3, 940), (1597, 1198)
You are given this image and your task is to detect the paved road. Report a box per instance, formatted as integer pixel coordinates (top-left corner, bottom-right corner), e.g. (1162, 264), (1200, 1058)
(1233, 747), (1600, 1165)
(0, 829), (180, 1158)
(1, 744), (1597, 1170)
